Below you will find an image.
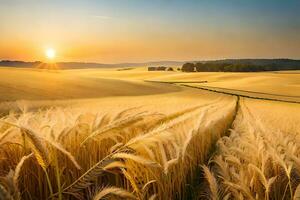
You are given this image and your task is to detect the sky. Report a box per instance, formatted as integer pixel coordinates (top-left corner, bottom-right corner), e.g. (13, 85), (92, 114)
(0, 0), (300, 63)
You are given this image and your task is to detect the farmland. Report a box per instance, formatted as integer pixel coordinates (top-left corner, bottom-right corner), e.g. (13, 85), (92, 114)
(0, 67), (299, 199)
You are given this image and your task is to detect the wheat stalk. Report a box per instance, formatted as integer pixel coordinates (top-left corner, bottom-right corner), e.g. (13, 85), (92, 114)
(92, 186), (136, 200)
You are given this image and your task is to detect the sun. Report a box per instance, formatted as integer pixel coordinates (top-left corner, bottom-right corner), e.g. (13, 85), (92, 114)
(45, 48), (56, 59)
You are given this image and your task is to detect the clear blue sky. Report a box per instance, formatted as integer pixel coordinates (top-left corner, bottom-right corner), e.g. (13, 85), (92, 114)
(1, 0), (299, 62)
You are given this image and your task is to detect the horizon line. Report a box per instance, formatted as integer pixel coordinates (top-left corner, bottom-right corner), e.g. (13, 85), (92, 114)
(1, 57), (300, 65)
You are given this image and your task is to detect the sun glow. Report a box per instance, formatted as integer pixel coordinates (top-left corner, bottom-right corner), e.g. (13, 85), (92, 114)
(45, 48), (56, 59)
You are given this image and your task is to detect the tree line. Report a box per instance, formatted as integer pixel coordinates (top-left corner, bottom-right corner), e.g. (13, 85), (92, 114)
(181, 59), (300, 72)
(148, 66), (174, 71)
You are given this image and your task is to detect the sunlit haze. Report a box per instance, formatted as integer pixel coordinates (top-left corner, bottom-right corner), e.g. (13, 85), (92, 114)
(0, 0), (300, 63)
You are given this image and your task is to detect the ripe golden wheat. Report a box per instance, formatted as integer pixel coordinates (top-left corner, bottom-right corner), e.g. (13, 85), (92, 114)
(201, 98), (300, 200)
(2, 96), (298, 200)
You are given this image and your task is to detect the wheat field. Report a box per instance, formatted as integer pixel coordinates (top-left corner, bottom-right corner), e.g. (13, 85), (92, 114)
(0, 68), (299, 200)
(201, 98), (300, 200)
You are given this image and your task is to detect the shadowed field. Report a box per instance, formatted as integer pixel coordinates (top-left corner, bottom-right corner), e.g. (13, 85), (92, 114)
(0, 67), (180, 101)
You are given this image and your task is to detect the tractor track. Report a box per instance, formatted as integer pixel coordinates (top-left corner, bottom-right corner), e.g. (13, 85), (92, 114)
(145, 80), (300, 104)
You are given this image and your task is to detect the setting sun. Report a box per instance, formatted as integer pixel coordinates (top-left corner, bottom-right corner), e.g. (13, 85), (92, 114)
(45, 48), (56, 59)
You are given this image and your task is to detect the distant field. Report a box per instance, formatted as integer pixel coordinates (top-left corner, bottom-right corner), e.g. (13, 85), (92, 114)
(1, 67), (299, 102)
(0, 67), (300, 199)
(0, 67), (179, 101)
(149, 71), (300, 97)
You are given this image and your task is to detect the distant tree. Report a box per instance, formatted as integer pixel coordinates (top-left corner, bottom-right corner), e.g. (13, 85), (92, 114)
(195, 63), (207, 72)
(148, 67), (156, 71)
(157, 66), (167, 71)
(148, 66), (168, 71)
(167, 67), (174, 71)
(181, 63), (195, 72)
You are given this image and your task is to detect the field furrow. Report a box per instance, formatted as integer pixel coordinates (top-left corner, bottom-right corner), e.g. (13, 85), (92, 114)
(201, 98), (300, 200)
